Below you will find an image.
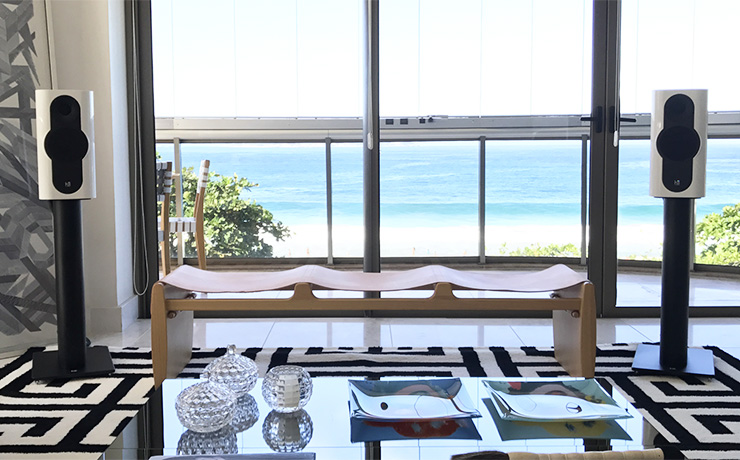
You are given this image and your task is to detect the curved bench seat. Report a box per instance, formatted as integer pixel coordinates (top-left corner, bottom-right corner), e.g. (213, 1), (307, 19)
(159, 264), (588, 294)
(150, 265), (596, 386)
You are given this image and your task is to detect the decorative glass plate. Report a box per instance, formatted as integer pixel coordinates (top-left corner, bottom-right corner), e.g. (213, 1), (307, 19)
(348, 378), (480, 421)
(482, 398), (632, 442)
(483, 378), (633, 422)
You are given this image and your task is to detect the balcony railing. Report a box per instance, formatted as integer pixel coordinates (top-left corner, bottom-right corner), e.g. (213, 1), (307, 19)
(155, 113), (740, 268)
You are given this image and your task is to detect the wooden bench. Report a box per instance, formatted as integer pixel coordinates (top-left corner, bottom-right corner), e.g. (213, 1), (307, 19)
(150, 264), (596, 386)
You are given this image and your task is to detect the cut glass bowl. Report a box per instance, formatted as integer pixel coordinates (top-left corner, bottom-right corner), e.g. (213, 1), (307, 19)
(230, 393), (260, 433)
(177, 426), (237, 455)
(175, 377), (237, 433)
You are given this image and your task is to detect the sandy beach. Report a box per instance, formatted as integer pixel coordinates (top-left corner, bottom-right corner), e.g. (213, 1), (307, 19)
(265, 223), (665, 259)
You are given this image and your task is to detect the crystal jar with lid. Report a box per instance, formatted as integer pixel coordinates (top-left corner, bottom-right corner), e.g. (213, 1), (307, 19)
(204, 344), (259, 397)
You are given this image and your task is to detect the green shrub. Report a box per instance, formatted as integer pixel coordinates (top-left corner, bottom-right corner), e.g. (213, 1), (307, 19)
(171, 167), (290, 258)
(696, 203), (740, 266)
(498, 242), (581, 257)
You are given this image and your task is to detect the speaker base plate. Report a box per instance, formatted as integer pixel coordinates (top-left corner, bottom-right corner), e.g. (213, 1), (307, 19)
(632, 343), (715, 377)
(31, 346), (115, 381)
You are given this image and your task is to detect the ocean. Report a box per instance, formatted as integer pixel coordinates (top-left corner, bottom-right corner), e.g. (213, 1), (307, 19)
(157, 139), (740, 257)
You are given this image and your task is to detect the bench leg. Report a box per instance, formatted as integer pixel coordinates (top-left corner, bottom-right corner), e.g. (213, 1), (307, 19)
(165, 310), (193, 382)
(151, 282), (168, 387)
(151, 283), (194, 387)
(552, 282), (596, 378)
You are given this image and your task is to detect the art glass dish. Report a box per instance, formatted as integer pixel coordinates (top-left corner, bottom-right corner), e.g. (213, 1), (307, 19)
(483, 378), (632, 422)
(348, 378), (480, 421)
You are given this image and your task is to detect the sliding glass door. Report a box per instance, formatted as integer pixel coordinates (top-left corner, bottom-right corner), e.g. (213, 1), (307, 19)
(606, 0), (740, 314)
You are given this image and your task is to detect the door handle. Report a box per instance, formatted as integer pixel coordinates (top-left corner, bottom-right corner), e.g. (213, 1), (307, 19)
(609, 106), (637, 133)
(581, 106), (604, 134)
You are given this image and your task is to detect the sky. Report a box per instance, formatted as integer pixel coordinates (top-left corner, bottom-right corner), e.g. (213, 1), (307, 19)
(150, 0), (740, 119)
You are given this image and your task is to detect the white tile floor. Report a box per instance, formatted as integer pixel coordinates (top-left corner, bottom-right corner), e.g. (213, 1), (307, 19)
(617, 270), (740, 307)
(92, 316), (740, 361)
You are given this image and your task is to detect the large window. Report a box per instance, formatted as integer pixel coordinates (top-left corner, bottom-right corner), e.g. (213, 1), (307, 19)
(616, 140), (662, 261)
(153, 0), (591, 118)
(380, 141), (479, 257)
(620, 0), (740, 114)
(486, 140), (584, 258)
(152, 0), (361, 117)
(619, 0), (740, 245)
(151, 0), (740, 316)
(157, 142), (329, 259)
(152, 0), (593, 262)
(615, 0), (740, 309)
(380, 0), (591, 117)
(329, 143), (364, 258)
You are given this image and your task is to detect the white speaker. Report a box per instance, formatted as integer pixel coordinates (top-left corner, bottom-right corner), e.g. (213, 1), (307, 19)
(36, 90), (96, 200)
(649, 89), (707, 198)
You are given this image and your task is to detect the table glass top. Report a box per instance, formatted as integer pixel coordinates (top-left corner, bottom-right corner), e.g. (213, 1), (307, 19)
(108, 376), (665, 459)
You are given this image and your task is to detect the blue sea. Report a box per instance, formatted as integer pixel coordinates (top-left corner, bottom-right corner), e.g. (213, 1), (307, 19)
(158, 139), (740, 231)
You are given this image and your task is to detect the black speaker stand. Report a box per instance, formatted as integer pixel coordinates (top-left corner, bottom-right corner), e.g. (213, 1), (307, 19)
(632, 198), (714, 377)
(32, 200), (115, 380)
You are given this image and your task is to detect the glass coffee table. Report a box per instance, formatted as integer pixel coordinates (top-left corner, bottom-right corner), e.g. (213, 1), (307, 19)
(106, 377), (678, 459)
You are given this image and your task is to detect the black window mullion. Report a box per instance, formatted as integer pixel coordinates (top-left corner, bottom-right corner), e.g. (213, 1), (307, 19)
(588, 0), (621, 316)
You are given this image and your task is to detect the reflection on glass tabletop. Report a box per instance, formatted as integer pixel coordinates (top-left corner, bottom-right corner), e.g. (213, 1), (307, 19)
(105, 376), (665, 459)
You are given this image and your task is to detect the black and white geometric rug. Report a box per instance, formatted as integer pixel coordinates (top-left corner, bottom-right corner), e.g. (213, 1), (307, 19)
(179, 343), (740, 460)
(2, 344), (738, 459)
(0, 347), (154, 459)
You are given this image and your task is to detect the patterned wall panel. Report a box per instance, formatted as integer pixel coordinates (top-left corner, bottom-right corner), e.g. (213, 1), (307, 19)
(0, 1), (55, 354)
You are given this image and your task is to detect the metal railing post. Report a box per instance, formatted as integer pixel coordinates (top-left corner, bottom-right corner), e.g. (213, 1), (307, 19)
(581, 134), (589, 266)
(325, 137), (334, 265)
(479, 136), (486, 264)
(173, 137), (184, 266)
